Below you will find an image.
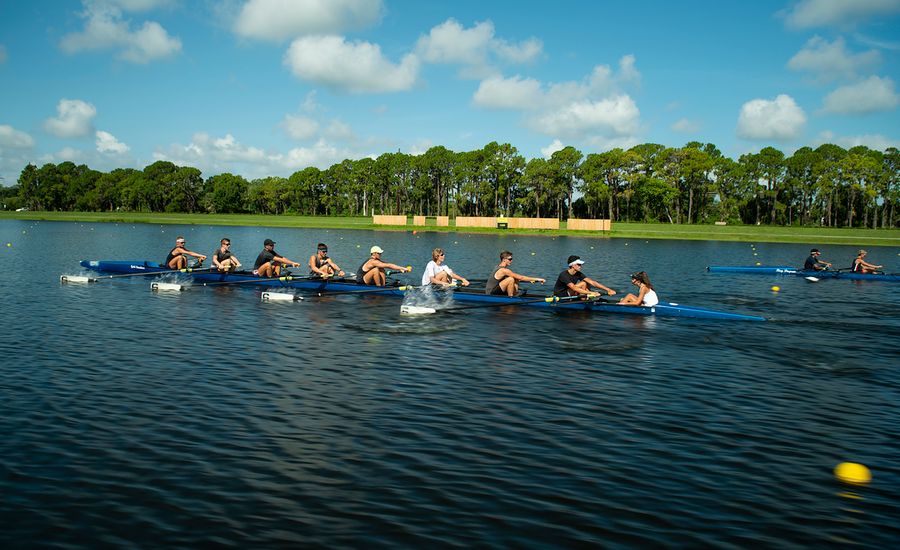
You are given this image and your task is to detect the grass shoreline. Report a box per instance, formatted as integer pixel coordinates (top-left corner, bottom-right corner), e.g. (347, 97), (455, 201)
(3, 211), (899, 247)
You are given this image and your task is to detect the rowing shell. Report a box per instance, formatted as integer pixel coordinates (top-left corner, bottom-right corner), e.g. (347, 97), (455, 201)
(76, 260), (766, 321)
(707, 265), (900, 282)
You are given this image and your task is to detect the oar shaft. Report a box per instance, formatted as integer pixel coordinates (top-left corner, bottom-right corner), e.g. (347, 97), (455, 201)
(98, 266), (212, 279)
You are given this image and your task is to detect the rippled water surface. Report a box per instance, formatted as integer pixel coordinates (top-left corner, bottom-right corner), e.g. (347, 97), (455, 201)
(2, 220), (899, 548)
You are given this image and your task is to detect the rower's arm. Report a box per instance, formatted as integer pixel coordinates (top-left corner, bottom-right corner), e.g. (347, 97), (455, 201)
(585, 277), (615, 295)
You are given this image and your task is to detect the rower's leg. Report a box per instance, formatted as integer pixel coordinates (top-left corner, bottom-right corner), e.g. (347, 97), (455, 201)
(363, 269), (380, 286)
(499, 277), (517, 296)
(433, 271), (451, 285)
(618, 293), (639, 305)
(257, 263), (272, 277)
(374, 269), (386, 286)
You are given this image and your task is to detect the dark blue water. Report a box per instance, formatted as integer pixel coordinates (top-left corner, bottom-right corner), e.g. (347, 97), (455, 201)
(2, 220), (899, 548)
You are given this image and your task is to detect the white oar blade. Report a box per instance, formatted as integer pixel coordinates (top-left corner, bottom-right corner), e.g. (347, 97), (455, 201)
(805, 276), (819, 282)
(261, 291), (302, 302)
(400, 305), (437, 315)
(150, 282), (185, 292)
(60, 275), (97, 284)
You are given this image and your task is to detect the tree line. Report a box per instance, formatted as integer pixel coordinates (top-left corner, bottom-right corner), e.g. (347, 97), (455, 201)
(3, 141), (899, 227)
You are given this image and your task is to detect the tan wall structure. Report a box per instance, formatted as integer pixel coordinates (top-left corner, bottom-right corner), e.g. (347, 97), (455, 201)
(372, 215), (408, 225)
(507, 217), (560, 230)
(413, 215), (426, 226)
(455, 216), (497, 228)
(567, 219), (612, 231)
(436, 216), (450, 227)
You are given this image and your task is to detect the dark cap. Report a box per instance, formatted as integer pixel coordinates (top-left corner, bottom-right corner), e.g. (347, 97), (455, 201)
(810, 248), (819, 253)
(264, 238), (276, 246)
(566, 255), (580, 265)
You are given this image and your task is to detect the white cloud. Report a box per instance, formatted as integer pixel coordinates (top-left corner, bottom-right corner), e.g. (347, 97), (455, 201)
(59, 1), (181, 63)
(821, 76), (900, 113)
(530, 95), (641, 138)
(671, 118), (700, 133)
(95, 130), (130, 153)
(323, 120), (355, 141)
(736, 94), (806, 141)
(814, 130), (900, 150)
(283, 35), (418, 93)
(44, 99), (97, 138)
(540, 139), (564, 158)
(234, 0), (383, 42)
(281, 114), (320, 140)
(415, 19), (542, 78)
(0, 125), (35, 148)
(473, 76), (543, 109)
(787, 36), (880, 80)
(782, 0), (900, 29)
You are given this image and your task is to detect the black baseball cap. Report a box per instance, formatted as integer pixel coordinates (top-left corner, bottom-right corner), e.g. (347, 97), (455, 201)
(264, 238), (276, 246)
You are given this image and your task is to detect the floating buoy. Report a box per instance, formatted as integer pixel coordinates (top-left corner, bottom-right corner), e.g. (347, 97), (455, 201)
(755, 262), (761, 266)
(412, 230), (417, 235)
(835, 462), (871, 485)
(771, 286), (780, 292)
(6, 243), (10, 247)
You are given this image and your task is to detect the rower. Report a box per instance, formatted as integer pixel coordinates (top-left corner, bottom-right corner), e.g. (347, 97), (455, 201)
(851, 250), (882, 274)
(804, 248), (831, 271)
(552, 255), (615, 298)
(357, 245), (410, 286)
(165, 236), (206, 269)
(485, 250), (545, 296)
(308, 243), (344, 278)
(253, 238), (300, 277)
(212, 238), (241, 271)
(618, 271), (659, 306)
(422, 247), (469, 287)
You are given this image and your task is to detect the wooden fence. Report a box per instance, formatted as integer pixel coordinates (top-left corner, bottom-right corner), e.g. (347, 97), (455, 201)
(567, 219), (612, 231)
(436, 216), (449, 227)
(455, 216), (497, 228)
(372, 215), (408, 225)
(413, 215), (426, 226)
(507, 217), (560, 230)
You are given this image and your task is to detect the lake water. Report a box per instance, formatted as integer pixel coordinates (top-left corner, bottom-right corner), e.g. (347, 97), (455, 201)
(1, 219), (898, 548)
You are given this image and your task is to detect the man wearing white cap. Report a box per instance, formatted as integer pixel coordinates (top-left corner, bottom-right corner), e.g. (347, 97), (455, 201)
(357, 245), (411, 286)
(552, 255), (616, 298)
(165, 236), (207, 269)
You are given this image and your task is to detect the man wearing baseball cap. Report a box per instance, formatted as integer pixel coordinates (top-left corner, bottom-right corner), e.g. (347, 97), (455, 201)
(253, 238), (301, 277)
(803, 248), (832, 271)
(552, 255), (616, 298)
(164, 236), (207, 269)
(356, 245), (410, 286)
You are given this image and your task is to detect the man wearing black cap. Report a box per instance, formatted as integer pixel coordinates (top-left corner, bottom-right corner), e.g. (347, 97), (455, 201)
(552, 255), (616, 298)
(253, 238), (301, 277)
(308, 243), (345, 278)
(803, 248), (832, 271)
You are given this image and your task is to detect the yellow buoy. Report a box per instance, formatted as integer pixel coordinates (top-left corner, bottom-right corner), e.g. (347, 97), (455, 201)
(771, 286), (780, 292)
(835, 462), (871, 484)
(756, 262), (761, 266)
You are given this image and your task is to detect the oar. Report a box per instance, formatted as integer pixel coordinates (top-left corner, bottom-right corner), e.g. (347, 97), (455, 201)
(201, 273), (330, 287)
(61, 265), (213, 284)
(316, 284), (414, 297)
(400, 293), (600, 315)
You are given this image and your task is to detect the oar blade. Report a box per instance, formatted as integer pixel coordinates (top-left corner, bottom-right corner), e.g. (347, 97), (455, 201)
(60, 275), (97, 284)
(261, 291), (303, 302)
(150, 282), (185, 292)
(400, 305), (437, 315)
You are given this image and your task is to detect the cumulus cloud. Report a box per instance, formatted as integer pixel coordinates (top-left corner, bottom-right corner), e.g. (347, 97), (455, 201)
(283, 35), (418, 93)
(814, 130), (900, 150)
(59, 1), (181, 63)
(95, 130), (130, 153)
(0, 125), (35, 148)
(281, 114), (320, 140)
(540, 139), (564, 158)
(234, 0), (383, 42)
(44, 99), (97, 138)
(671, 118), (700, 133)
(530, 96), (640, 138)
(737, 94), (806, 141)
(782, 0), (900, 29)
(415, 19), (542, 78)
(473, 76), (543, 109)
(821, 76), (900, 113)
(787, 36), (881, 81)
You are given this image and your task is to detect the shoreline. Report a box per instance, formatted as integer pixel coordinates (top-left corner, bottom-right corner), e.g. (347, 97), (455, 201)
(3, 211), (899, 247)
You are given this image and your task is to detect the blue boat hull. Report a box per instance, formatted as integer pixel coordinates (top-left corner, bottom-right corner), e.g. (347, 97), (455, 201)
(79, 260), (765, 321)
(707, 265), (900, 282)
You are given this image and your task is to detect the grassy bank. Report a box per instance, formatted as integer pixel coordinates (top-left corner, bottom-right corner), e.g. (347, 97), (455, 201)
(3, 211), (899, 247)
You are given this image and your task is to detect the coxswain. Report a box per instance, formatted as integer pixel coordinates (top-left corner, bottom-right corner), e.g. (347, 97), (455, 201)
(357, 246), (410, 286)
(484, 250), (545, 296)
(165, 236), (206, 269)
(618, 271), (659, 306)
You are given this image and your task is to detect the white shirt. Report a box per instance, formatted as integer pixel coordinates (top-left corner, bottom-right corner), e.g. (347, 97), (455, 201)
(642, 289), (659, 306)
(422, 260), (453, 285)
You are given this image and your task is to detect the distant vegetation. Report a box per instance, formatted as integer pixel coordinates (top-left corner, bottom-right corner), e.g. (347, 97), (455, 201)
(2, 141), (898, 228)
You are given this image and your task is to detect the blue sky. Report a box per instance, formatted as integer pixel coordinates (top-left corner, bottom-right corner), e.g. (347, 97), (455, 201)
(1, 0), (899, 186)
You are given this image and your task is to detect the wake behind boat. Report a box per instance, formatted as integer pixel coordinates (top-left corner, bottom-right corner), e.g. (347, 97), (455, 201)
(70, 260), (766, 321)
(707, 265), (900, 282)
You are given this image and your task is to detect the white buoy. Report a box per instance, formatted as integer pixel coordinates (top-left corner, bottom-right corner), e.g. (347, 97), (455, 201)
(261, 292), (302, 302)
(60, 275), (97, 284)
(150, 282), (185, 292)
(400, 305), (437, 315)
